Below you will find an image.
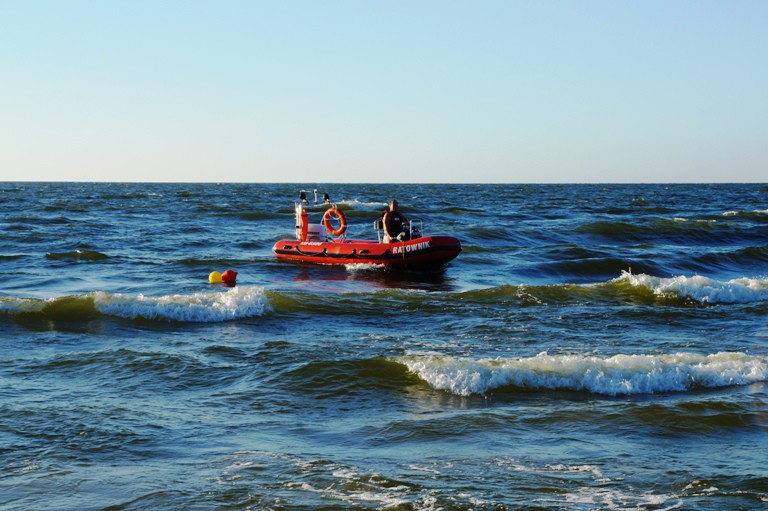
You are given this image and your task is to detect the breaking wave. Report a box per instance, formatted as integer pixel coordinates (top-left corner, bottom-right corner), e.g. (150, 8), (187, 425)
(0, 286), (270, 323)
(616, 271), (768, 304)
(398, 351), (768, 397)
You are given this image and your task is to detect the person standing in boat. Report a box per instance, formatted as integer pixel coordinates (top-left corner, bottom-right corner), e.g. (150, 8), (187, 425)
(382, 199), (410, 243)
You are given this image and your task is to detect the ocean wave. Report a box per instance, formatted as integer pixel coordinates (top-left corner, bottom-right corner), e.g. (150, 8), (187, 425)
(215, 210), (278, 221)
(723, 209), (768, 221)
(397, 352), (768, 397)
(463, 225), (514, 241)
(0, 254), (26, 261)
(9, 214), (72, 225)
(616, 271), (768, 304)
(335, 198), (387, 209)
(0, 286), (270, 323)
(176, 257), (248, 267)
(46, 249), (110, 261)
(93, 286), (270, 322)
(459, 273), (768, 307)
(689, 246), (768, 272)
(540, 257), (642, 280)
(576, 218), (764, 245)
(260, 272), (768, 318)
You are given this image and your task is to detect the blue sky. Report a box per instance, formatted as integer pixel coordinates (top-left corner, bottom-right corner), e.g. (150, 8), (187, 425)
(1, 1), (766, 183)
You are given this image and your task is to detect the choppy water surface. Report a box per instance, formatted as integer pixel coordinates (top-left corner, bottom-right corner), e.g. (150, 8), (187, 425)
(2, 182), (767, 510)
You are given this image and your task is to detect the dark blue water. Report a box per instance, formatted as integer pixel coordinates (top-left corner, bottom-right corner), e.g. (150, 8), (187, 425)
(2, 182), (767, 510)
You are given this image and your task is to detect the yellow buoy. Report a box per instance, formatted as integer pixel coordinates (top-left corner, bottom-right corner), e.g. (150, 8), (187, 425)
(208, 271), (222, 284)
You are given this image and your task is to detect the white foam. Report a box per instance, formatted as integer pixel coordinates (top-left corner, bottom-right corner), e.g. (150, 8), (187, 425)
(561, 486), (683, 509)
(398, 352), (768, 396)
(337, 199), (387, 208)
(0, 296), (42, 313)
(617, 271), (768, 304)
(344, 262), (385, 271)
(723, 209), (768, 216)
(92, 285), (271, 322)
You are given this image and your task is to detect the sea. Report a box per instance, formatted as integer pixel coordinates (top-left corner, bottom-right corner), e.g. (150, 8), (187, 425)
(2, 182), (767, 511)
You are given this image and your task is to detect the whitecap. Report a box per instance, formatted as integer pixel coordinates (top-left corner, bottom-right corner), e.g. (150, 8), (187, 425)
(398, 351), (768, 397)
(92, 285), (271, 322)
(617, 271), (768, 304)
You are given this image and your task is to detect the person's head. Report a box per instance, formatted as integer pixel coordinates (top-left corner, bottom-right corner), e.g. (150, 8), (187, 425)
(389, 199), (398, 211)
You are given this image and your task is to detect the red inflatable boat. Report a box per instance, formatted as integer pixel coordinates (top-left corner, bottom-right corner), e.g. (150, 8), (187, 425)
(272, 197), (461, 271)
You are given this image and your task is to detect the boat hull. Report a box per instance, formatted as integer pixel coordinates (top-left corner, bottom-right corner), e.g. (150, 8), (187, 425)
(272, 235), (461, 271)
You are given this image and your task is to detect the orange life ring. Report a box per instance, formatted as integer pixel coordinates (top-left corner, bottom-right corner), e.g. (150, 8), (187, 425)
(322, 207), (347, 237)
(296, 206), (308, 241)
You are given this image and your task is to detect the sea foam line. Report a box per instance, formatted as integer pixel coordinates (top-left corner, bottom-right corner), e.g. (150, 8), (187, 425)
(617, 271), (768, 304)
(398, 352), (768, 396)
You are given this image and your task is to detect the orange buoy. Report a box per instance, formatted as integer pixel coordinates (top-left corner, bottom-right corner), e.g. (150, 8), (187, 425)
(221, 269), (238, 285)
